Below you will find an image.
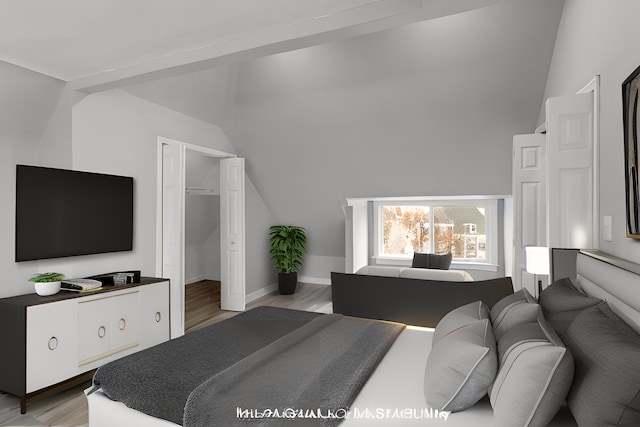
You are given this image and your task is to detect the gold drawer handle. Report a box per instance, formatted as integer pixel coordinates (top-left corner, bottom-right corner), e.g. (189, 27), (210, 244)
(118, 318), (126, 331)
(48, 337), (58, 351)
(155, 312), (161, 323)
(98, 326), (106, 338)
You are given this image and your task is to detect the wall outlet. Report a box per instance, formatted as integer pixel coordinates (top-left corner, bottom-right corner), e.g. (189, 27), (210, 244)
(603, 215), (613, 242)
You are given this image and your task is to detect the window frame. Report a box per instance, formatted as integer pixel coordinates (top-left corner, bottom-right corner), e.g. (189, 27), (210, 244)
(372, 197), (499, 271)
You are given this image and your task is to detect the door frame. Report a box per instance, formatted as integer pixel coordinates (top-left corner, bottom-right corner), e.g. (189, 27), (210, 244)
(577, 75), (600, 248)
(155, 136), (241, 337)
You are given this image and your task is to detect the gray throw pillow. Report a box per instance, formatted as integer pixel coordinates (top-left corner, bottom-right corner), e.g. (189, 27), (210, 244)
(490, 320), (574, 427)
(496, 322), (547, 364)
(411, 252), (429, 268)
(490, 290), (525, 319)
(539, 277), (600, 336)
(490, 290), (539, 341)
(424, 319), (497, 412)
(429, 252), (452, 270)
(411, 252), (452, 270)
(564, 302), (640, 427)
(432, 301), (490, 344)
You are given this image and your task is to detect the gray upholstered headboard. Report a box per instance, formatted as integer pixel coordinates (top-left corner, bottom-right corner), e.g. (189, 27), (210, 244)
(575, 250), (640, 334)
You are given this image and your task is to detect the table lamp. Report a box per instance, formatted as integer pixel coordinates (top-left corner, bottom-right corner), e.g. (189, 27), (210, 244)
(525, 246), (550, 298)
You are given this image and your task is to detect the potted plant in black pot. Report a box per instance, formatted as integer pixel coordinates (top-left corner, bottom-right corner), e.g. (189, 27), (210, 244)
(269, 225), (307, 295)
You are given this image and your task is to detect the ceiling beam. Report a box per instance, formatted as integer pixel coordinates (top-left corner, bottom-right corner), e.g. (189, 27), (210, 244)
(71, 0), (512, 93)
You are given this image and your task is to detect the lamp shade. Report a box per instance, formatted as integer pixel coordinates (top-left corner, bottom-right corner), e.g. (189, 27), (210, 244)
(525, 246), (550, 275)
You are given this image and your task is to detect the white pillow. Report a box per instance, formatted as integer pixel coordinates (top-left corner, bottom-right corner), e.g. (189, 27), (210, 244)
(424, 319), (497, 412)
(490, 320), (574, 427)
(432, 301), (490, 344)
(491, 289), (539, 341)
(399, 268), (473, 282)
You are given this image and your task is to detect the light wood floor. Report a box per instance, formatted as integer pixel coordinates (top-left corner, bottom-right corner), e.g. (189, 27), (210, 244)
(0, 281), (332, 427)
(185, 280), (333, 333)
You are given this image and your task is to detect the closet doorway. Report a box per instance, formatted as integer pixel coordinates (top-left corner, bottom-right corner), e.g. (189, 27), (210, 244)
(184, 151), (222, 331)
(184, 150), (221, 288)
(157, 136), (246, 338)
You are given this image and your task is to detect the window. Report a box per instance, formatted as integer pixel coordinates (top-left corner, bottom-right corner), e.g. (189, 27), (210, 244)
(374, 198), (498, 267)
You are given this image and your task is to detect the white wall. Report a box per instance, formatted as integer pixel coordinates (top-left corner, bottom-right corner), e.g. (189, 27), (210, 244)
(185, 195), (220, 282)
(0, 61), (66, 298)
(123, 66), (238, 132)
(245, 177), (278, 294)
(21, 90), (232, 286)
(2, 88), (235, 298)
(230, 0), (563, 282)
(1, 62), (276, 298)
(37, 85), (86, 169)
(299, 255), (345, 285)
(541, 0), (640, 262)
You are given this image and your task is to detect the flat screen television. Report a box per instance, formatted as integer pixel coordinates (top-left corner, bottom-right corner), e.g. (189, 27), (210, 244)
(15, 165), (134, 262)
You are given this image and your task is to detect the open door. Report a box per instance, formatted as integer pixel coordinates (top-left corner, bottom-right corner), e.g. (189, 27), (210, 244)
(159, 136), (245, 338)
(546, 92), (595, 249)
(220, 157), (246, 311)
(161, 141), (185, 338)
(512, 133), (547, 296)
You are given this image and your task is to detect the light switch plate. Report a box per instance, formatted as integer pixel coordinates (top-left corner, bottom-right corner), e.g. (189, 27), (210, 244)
(603, 215), (613, 242)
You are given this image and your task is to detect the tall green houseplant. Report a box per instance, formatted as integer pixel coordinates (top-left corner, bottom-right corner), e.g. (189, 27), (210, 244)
(269, 225), (307, 294)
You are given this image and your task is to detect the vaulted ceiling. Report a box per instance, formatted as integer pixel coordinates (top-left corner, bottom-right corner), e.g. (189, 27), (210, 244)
(1, 0), (517, 88)
(1, 0), (565, 259)
(228, 0), (565, 257)
(2, 0), (402, 81)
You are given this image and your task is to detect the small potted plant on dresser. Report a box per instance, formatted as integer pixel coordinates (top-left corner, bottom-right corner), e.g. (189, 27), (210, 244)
(29, 272), (65, 296)
(269, 225), (307, 295)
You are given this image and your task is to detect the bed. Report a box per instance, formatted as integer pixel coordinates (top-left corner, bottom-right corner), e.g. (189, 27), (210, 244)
(86, 250), (640, 427)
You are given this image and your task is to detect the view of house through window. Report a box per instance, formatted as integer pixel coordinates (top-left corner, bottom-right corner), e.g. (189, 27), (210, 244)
(381, 205), (487, 261)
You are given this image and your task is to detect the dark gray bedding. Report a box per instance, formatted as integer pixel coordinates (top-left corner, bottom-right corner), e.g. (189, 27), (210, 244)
(184, 313), (404, 426)
(93, 306), (322, 424)
(92, 306), (405, 426)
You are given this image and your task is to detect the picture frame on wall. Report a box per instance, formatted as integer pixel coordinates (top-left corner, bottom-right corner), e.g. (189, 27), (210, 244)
(622, 64), (640, 238)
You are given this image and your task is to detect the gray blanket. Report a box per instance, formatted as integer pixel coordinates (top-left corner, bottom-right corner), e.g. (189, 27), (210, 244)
(184, 314), (404, 426)
(93, 306), (322, 424)
(93, 307), (405, 426)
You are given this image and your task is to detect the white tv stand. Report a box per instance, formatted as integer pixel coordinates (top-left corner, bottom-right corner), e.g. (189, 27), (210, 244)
(0, 277), (170, 413)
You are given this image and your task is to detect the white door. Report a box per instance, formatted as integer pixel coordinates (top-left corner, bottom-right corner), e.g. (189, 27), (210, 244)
(220, 157), (246, 311)
(162, 142), (185, 338)
(513, 134), (547, 295)
(546, 93), (594, 249)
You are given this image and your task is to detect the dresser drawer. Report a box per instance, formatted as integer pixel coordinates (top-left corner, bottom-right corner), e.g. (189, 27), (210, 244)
(140, 281), (170, 348)
(77, 290), (140, 367)
(0, 277), (170, 414)
(26, 300), (77, 392)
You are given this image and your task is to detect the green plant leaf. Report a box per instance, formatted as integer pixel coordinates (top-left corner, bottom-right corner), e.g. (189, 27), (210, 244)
(28, 272), (65, 283)
(268, 225), (307, 273)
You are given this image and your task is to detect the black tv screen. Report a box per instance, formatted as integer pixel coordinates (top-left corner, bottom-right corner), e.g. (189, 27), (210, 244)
(15, 165), (134, 262)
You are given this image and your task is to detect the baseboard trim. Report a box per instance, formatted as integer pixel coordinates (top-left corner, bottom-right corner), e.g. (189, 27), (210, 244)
(185, 275), (206, 285)
(298, 275), (331, 286)
(245, 277), (330, 304)
(186, 275), (220, 285)
(246, 283), (278, 303)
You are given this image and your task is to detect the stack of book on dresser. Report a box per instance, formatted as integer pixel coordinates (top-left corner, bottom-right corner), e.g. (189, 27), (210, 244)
(61, 278), (103, 292)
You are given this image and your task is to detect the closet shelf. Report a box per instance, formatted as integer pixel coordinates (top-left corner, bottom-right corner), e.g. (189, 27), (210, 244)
(185, 187), (216, 195)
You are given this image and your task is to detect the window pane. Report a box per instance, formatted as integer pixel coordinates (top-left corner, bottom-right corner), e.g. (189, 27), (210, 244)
(382, 206), (430, 255)
(434, 206), (486, 260)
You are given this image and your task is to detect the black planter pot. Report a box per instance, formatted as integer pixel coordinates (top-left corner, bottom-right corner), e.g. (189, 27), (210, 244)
(278, 272), (297, 295)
